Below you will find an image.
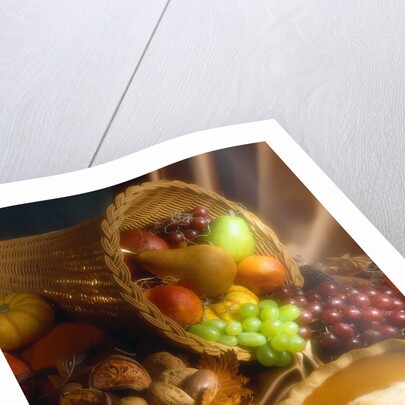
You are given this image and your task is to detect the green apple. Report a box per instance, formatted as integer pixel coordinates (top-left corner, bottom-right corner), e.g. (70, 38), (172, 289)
(201, 214), (255, 263)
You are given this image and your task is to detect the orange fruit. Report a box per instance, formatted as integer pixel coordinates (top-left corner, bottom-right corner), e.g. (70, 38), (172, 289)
(235, 255), (287, 295)
(143, 285), (203, 326)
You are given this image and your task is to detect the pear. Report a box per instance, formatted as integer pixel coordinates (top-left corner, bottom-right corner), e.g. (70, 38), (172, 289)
(131, 245), (237, 298)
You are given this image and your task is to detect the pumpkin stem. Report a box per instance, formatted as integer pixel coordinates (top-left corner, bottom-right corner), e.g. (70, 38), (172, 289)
(0, 304), (10, 313)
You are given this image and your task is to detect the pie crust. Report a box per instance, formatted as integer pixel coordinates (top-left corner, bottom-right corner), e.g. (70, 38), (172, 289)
(277, 339), (405, 405)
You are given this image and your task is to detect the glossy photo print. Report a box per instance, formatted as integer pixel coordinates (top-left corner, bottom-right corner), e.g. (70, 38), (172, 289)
(0, 121), (404, 405)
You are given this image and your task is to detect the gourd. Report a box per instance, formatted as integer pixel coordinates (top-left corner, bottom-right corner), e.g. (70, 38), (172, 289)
(204, 285), (259, 322)
(0, 293), (54, 351)
(22, 322), (109, 370)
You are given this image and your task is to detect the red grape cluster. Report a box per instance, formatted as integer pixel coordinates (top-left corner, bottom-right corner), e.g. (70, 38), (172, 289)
(150, 207), (211, 247)
(271, 282), (405, 357)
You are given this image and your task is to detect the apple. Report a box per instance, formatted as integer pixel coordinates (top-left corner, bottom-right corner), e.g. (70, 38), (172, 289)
(120, 229), (169, 278)
(200, 214), (255, 263)
(120, 229), (169, 252)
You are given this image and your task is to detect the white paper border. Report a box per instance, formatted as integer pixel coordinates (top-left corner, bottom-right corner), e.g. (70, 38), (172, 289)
(0, 351), (29, 404)
(0, 119), (404, 403)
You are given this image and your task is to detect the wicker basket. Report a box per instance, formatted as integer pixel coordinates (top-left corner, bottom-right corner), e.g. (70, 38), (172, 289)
(0, 180), (302, 360)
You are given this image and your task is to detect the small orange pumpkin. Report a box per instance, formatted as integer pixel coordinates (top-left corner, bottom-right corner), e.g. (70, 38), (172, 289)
(22, 322), (109, 370)
(0, 293), (54, 351)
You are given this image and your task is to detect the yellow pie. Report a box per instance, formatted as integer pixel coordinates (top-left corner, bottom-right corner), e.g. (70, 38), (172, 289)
(278, 339), (405, 405)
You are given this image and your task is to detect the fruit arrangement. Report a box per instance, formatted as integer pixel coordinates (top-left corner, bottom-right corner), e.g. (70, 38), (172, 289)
(112, 205), (317, 376)
(4, 316), (253, 405)
(2, 195), (404, 405)
(0, 204), (292, 404)
(118, 205), (405, 368)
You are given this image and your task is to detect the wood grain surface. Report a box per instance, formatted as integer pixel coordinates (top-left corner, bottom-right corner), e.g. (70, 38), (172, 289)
(1, 0), (405, 257)
(0, 0), (168, 182)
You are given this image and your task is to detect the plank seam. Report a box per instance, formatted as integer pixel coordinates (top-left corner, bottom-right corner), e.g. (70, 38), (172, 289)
(88, 0), (172, 168)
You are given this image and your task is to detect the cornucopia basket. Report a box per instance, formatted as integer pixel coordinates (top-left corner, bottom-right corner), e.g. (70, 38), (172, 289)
(0, 180), (303, 361)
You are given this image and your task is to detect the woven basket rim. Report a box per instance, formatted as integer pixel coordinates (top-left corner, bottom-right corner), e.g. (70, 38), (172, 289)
(101, 180), (301, 360)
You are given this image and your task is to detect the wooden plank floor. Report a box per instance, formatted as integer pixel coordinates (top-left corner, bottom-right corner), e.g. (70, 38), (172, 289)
(0, 0), (169, 182)
(1, 0), (405, 257)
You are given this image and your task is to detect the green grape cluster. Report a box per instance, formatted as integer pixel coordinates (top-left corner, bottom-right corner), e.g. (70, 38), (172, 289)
(188, 300), (307, 367)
